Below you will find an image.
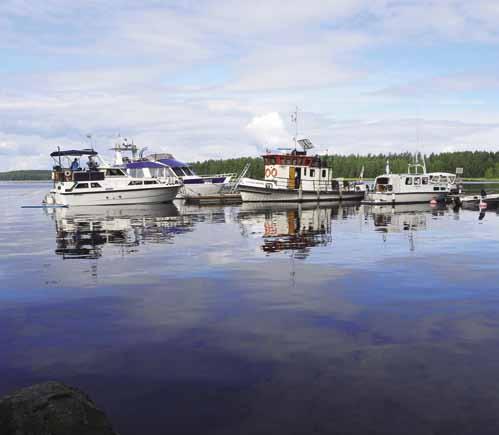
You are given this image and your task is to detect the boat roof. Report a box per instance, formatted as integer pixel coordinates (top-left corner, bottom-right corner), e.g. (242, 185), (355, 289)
(50, 149), (98, 157)
(157, 158), (189, 168)
(126, 161), (168, 169)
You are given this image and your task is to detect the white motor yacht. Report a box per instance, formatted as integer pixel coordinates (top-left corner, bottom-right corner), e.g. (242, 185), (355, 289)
(109, 141), (233, 199)
(147, 153), (233, 198)
(44, 149), (182, 206)
(363, 160), (455, 205)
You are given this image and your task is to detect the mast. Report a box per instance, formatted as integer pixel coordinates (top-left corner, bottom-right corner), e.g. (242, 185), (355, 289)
(291, 106), (299, 151)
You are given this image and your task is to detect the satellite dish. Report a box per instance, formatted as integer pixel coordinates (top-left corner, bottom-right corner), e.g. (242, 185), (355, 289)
(297, 138), (314, 150)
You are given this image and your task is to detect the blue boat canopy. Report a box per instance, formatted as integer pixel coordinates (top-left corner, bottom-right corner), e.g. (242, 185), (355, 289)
(50, 149), (98, 157)
(126, 161), (167, 169)
(157, 158), (189, 168)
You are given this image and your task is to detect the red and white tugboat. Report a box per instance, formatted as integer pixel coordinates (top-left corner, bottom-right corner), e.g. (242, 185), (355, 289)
(238, 140), (364, 203)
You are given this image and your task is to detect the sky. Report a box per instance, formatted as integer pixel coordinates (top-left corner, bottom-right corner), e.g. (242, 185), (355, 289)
(2, 0), (499, 171)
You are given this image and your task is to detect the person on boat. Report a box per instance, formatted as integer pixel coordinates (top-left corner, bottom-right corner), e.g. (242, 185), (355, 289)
(87, 156), (99, 171)
(481, 188), (487, 198)
(70, 158), (80, 171)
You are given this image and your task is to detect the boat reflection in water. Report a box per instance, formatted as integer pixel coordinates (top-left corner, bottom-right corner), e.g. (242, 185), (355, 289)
(49, 203), (194, 259)
(364, 203), (447, 250)
(239, 202), (358, 258)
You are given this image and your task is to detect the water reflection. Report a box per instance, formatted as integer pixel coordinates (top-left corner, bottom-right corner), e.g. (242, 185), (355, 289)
(363, 203), (449, 250)
(239, 202), (359, 258)
(49, 203), (194, 259)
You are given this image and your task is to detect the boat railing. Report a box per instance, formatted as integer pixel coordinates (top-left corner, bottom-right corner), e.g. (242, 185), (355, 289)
(52, 169), (104, 182)
(198, 173), (236, 179)
(267, 176), (357, 192)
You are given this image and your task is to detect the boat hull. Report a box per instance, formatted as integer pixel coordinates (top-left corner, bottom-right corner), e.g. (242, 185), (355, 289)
(180, 181), (228, 198)
(362, 191), (447, 204)
(50, 185), (181, 206)
(239, 185), (364, 202)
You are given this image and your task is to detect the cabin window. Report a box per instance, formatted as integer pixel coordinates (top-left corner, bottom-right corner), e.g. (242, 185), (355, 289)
(433, 186), (439, 191)
(405, 177), (413, 185)
(387, 185), (393, 191)
(376, 177), (389, 185)
(322, 169), (327, 178)
(75, 183), (88, 189)
(144, 180), (158, 185)
(270, 158), (276, 165)
(414, 177), (421, 185)
(129, 168), (144, 178)
(422, 177), (428, 185)
(106, 169), (125, 176)
(128, 180), (143, 185)
(310, 169), (315, 177)
(303, 168), (307, 176)
(90, 183), (101, 188)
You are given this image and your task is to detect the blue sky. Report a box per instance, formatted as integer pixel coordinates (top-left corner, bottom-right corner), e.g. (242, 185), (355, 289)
(1, 0), (499, 171)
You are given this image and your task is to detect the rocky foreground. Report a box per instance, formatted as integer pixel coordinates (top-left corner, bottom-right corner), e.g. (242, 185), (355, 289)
(0, 381), (118, 435)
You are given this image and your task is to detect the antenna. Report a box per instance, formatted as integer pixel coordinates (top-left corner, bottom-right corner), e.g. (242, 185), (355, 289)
(291, 106), (299, 150)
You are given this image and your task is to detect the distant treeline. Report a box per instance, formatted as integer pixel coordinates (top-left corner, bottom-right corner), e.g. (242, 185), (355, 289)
(192, 151), (499, 179)
(3, 151), (499, 180)
(0, 170), (51, 181)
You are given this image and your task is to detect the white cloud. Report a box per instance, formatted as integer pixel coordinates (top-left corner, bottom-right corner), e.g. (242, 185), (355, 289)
(246, 113), (291, 150)
(2, 1), (499, 171)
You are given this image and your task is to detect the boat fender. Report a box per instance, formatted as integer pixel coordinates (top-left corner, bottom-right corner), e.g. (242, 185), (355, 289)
(430, 199), (438, 205)
(479, 201), (487, 209)
(271, 168), (277, 177)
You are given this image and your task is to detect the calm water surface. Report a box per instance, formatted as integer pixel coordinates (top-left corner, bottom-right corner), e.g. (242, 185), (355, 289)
(2, 182), (499, 435)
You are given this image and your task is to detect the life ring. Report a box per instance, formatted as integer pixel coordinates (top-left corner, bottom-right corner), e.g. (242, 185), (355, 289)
(64, 170), (71, 177)
(271, 168), (277, 177)
(265, 168), (271, 177)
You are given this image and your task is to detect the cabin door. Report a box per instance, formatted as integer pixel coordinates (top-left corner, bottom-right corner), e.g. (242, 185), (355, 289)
(295, 167), (301, 189)
(288, 167), (296, 189)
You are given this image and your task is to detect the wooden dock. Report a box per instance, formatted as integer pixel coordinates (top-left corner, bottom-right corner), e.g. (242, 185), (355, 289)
(184, 193), (242, 205)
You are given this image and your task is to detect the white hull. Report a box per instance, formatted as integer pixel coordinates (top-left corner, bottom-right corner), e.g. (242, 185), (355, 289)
(50, 185), (181, 206)
(363, 191), (446, 204)
(239, 186), (364, 202)
(180, 182), (227, 198)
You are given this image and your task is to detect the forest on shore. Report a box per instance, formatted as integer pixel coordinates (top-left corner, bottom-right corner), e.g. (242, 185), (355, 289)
(2, 151), (499, 180)
(191, 151), (499, 179)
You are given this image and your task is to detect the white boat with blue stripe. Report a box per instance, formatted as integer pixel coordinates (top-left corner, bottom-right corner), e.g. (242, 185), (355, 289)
(145, 153), (233, 199)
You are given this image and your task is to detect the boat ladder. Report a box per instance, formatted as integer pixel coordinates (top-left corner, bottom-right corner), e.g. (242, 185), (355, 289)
(229, 163), (251, 193)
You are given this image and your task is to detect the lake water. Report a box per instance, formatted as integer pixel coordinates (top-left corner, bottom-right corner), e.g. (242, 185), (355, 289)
(2, 182), (499, 435)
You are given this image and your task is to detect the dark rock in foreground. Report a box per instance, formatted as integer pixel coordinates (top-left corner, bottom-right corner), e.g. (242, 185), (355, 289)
(0, 381), (118, 435)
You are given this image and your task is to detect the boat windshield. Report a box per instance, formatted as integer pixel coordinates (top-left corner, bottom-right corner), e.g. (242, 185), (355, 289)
(376, 177), (390, 185)
(172, 167), (185, 177)
(182, 167), (194, 176)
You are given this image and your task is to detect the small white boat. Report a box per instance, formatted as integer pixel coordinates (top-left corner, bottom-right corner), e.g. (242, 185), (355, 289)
(363, 160), (455, 205)
(458, 191), (499, 209)
(44, 149), (182, 206)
